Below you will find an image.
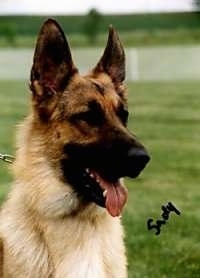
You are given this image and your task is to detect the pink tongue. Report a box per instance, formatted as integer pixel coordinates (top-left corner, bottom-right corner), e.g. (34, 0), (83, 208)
(91, 171), (128, 217)
(105, 180), (128, 217)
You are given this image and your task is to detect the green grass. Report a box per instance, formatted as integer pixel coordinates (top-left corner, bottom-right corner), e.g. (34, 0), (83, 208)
(3, 28), (200, 48)
(124, 82), (200, 277)
(1, 80), (200, 276)
(0, 81), (29, 200)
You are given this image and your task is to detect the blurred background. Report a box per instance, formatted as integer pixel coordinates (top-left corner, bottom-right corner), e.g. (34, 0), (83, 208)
(1, 0), (200, 277)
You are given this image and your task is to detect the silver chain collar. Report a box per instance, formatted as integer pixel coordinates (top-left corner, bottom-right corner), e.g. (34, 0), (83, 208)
(0, 153), (14, 164)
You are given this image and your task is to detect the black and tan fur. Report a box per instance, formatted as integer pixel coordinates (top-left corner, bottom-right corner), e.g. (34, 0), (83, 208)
(0, 19), (150, 277)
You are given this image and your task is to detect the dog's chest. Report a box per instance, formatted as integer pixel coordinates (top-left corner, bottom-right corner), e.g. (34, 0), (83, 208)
(45, 216), (125, 278)
(54, 237), (106, 278)
(0, 203), (127, 278)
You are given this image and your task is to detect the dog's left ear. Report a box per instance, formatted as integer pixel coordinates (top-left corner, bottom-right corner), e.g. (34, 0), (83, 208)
(93, 26), (125, 85)
(30, 19), (77, 93)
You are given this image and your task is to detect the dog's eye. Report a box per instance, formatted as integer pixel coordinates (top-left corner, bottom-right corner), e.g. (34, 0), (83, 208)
(71, 111), (104, 126)
(117, 106), (129, 125)
(70, 101), (105, 127)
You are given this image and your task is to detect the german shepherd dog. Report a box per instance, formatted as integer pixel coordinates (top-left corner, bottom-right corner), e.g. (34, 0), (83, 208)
(0, 19), (150, 277)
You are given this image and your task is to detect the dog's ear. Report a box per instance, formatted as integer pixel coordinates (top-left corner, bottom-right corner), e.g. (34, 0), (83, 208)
(30, 19), (77, 93)
(93, 26), (125, 84)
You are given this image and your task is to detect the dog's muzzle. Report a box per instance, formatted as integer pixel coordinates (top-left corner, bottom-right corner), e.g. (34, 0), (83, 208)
(61, 137), (150, 217)
(77, 140), (150, 182)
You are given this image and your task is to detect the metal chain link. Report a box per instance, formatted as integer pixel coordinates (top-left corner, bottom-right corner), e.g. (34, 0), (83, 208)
(0, 153), (14, 164)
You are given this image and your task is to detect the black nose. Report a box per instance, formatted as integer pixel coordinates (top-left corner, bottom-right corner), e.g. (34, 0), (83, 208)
(128, 147), (150, 165)
(127, 147), (150, 178)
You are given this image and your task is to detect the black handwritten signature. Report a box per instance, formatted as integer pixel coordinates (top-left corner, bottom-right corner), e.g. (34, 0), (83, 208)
(147, 202), (181, 235)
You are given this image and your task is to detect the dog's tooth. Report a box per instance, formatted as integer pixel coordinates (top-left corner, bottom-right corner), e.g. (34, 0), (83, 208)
(96, 179), (100, 183)
(86, 168), (89, 173)
(90, 173), (94, 178)
(103, 190), (107, 197)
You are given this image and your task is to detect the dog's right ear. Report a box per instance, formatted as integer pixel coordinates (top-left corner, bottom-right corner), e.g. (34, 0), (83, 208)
(30, 19), (77, 95)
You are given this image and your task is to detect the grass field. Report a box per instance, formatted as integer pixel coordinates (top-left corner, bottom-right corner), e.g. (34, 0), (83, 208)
(0, 80), (200, 277)
(3, 28), (200, 48)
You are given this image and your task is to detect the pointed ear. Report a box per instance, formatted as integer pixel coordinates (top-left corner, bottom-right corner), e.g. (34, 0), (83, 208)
(30, 19), (77, 93)
(93, 26), (125, 84)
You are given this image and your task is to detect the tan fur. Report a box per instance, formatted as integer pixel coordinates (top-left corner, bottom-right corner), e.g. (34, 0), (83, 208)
(0, 113), (127, 277)
(0, 20), (129, 277)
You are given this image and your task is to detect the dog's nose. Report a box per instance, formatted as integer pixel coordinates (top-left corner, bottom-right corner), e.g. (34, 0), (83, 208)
(127, 147), (150, 177)
(128, 147), (150, 165)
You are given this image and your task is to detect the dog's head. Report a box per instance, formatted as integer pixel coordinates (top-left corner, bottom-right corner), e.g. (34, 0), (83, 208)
(30, 19), (150, 217)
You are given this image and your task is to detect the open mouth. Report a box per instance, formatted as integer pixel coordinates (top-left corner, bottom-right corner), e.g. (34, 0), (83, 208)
(61, 144), (150, 217)
(61, 160), (128, 217)
(82, 168), (128, 217)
